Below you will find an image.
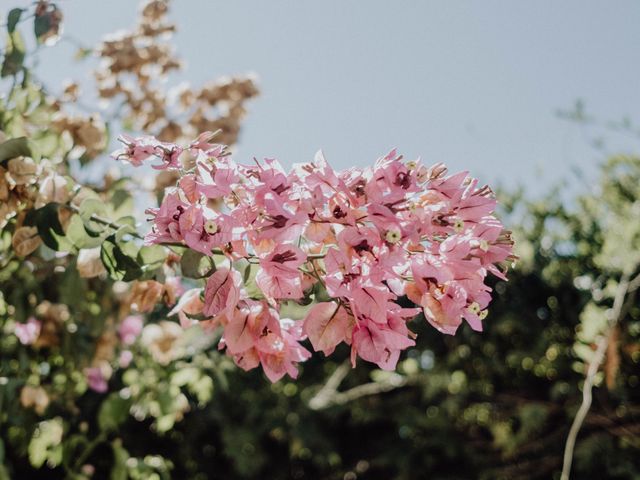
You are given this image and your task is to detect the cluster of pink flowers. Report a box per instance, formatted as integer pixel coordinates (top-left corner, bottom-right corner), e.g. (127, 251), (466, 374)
(113, 132), (515, 382)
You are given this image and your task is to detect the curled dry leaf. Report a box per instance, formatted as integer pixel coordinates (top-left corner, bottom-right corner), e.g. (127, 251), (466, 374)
(12, 226), (42, 257)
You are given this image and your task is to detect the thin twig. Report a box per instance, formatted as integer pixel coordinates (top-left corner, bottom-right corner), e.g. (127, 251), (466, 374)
(560, 272), (632, 480)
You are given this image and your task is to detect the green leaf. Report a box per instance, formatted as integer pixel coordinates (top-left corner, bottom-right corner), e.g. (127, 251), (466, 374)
(115, 215), (136, 228)
(138, 245), (166, 270)
(79, 198), (108, 234)
(61, 434), (88, 472)
(28, 203), (74, 252)
(0, 137), (31, 162)
(111, 189), (134, 218)
(1, 31), (25, 77)
(7, 8), (23, 34)
(28, 418), (64, 468)
(243, 262), (265, 300)
(33, 12), (51, 43)
(191, 376), (214, 406)
(114, 224), (137, 245)
(66, 214), (106, 249)
(170, 367), (200, 387)
(98, 393), (131, 432)
(110, 440), (129, 480)
(180, 250), (212, 278)
(101, 237), (143, 281)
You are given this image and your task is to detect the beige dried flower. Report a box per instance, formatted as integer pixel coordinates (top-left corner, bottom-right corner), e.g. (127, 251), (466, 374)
(93, 330), (118, 364)
(32, 302), (67, 349)
(140, 321), (184, 365)
(6, 157), (39, 186)
(129, 280), (165, 313)
(37, 173), (70, 207)
(20, 385), (50, 415)
(12, 226), (42, 257)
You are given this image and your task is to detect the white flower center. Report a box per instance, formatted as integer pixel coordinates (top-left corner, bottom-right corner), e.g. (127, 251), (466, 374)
(204, 220), (218, 235)
(385, 228), (402, 244)
(467, 302), (481, 315)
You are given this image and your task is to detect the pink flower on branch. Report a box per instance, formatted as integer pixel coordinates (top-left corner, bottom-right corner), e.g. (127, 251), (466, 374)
(113, 132), (516, 381)
(113, 134), (183, 169)
(256, 244), (307, 300)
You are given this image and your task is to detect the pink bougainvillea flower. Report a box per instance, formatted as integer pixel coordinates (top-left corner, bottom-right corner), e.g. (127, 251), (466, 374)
(115, 133), (516, 381)
(203, 267), (241, 320)
(349, 285), (395, 325)
(250, 158), (291, 202)
(256, 316), (311, 383)
(14, 317), (41, 345)
(118, 315), (143, 345)
(189, 132), (226, 155)
(194, 212), (238, 255)
(366, 149), (419, 204)
(119, 350), (134, 369)
(302, 150), (349, 198)
(456, 180), (497, 222)
(145, 192), (190, 245)
(351, 316), (415, 370)
(256, 244), (307, 299)
(222, 301), (262, 356)
(323, 247), (361, 298)
(337, 226), (381, 260)
(303, 302), (352, 356)
(113, 134), (183, 169)
(84, 367), (109, 393)
(180, 204), (220, 255)
(251, 194), (308, 244)
(168, 287), (205, 328)
(112, 134), (158, 167)
(195, 156), (239, 199)
(221, 301), (310, 382)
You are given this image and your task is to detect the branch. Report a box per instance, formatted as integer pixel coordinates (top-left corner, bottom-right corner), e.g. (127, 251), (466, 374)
(308, 361), (411, 410)
(560, 272), (633, 480)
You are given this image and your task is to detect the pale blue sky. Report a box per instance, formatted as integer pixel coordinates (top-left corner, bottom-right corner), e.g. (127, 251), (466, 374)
(23, 1), (640, 192)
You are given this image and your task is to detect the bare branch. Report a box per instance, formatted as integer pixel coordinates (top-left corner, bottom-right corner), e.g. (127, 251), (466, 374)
(560, 272), (631, 480)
